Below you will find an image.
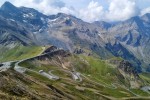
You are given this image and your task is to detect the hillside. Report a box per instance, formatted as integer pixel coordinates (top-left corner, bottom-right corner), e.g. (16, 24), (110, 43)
(0, 1), (150, 99)
(0, 46), (149, 99)
(0, 2), (150, 72)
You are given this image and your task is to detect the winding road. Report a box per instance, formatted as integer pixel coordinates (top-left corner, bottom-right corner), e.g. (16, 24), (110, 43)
(0, 48), (82, 82)
(0, 62), (12, 72)
(0, 48), (149, 98)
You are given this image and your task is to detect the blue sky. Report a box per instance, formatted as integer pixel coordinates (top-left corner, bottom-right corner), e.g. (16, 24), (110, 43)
(0, 0), (150, 22)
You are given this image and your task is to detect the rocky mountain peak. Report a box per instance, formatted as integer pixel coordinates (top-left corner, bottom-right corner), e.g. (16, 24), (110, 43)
(125, 16), (143, 27)
(1, 1), (19, 13)
(117, 60), (142, 88)
(93, 21), (112, 29)
(0, 1), (150, 72)
(141, 13), (150, 22)
(56, 13), (68, 18)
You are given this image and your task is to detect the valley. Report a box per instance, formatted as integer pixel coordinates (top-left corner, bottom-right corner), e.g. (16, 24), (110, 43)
(0, 45), (150, 99)
(0, 1), (150, 100)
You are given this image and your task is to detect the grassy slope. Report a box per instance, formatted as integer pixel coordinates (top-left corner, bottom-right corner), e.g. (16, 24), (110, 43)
(19, 54), (150, 99)
(0, 44), (149, 99)
(73, 55), (123, 85)
(75, 55), (150, 96)
(140, 73), (150, 85)
(0, 45), (44, 62)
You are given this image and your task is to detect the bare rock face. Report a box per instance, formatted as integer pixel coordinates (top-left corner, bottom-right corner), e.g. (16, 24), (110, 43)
(1, 1), (150, 72)
(118, 60), (138, 76)
(73, 48), (84, 54)
(42, 46), (58, 54)
(117, 60), (143, 88)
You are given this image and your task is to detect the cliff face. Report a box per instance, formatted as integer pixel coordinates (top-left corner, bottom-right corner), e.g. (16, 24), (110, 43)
(1, 2), (150, 72)
(117, 60), (143, 88)
(0, 46), (148, 99)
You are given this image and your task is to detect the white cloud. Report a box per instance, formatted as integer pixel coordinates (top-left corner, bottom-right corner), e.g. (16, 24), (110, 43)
(13, 0), (65, 8)
(79, 1), (104, 22)
(78, 0), (140, 22)
(141, 7), (150, 16)
(0, 0), (149, 22)
(11, 0), (74, 15)
(106, 0), (139, 21)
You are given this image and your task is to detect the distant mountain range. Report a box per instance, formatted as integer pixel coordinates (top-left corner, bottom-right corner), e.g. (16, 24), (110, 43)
(1, 1), (150, 72)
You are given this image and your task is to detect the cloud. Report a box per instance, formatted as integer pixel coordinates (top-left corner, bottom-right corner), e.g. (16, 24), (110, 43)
(11, 0), (71, 15)
(78, 0), (140, 22)
(106, 0), (140, 21)
(79, 1), (104, 22)
(13, 0), (65, 8)
(0, 0), (149, 22)
(141, 7), (150, 16)
(51, 0), (65, 8)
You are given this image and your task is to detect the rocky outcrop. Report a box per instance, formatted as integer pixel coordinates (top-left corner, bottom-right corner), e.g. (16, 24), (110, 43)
(117, 60), (143, 88)
(42, 46), (58, 54)
(1, 1), (150, 72)
(73, 48), (84, 54)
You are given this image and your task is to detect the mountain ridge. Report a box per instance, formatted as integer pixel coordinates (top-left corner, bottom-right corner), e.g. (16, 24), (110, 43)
(0, 1), (150, 72)
(0, 2), (150, 99)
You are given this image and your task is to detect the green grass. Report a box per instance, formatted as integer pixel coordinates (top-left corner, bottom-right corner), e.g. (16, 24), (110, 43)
(18, 54), (150, 99)
(102, 87), (133, 98)
(0, 46), (44, 62)
(75, 55), (116, 75)
(74, 55), (118, 86)
(131, 89), (150, 96)
(140, 73), (150, 85)
(25, 70), (55, 84)
(72, 55), (150, 98)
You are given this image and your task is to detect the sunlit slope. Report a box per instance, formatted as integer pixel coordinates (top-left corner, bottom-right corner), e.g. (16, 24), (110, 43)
(0, 45), (44, 62)
(18, 50), (150, 99)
